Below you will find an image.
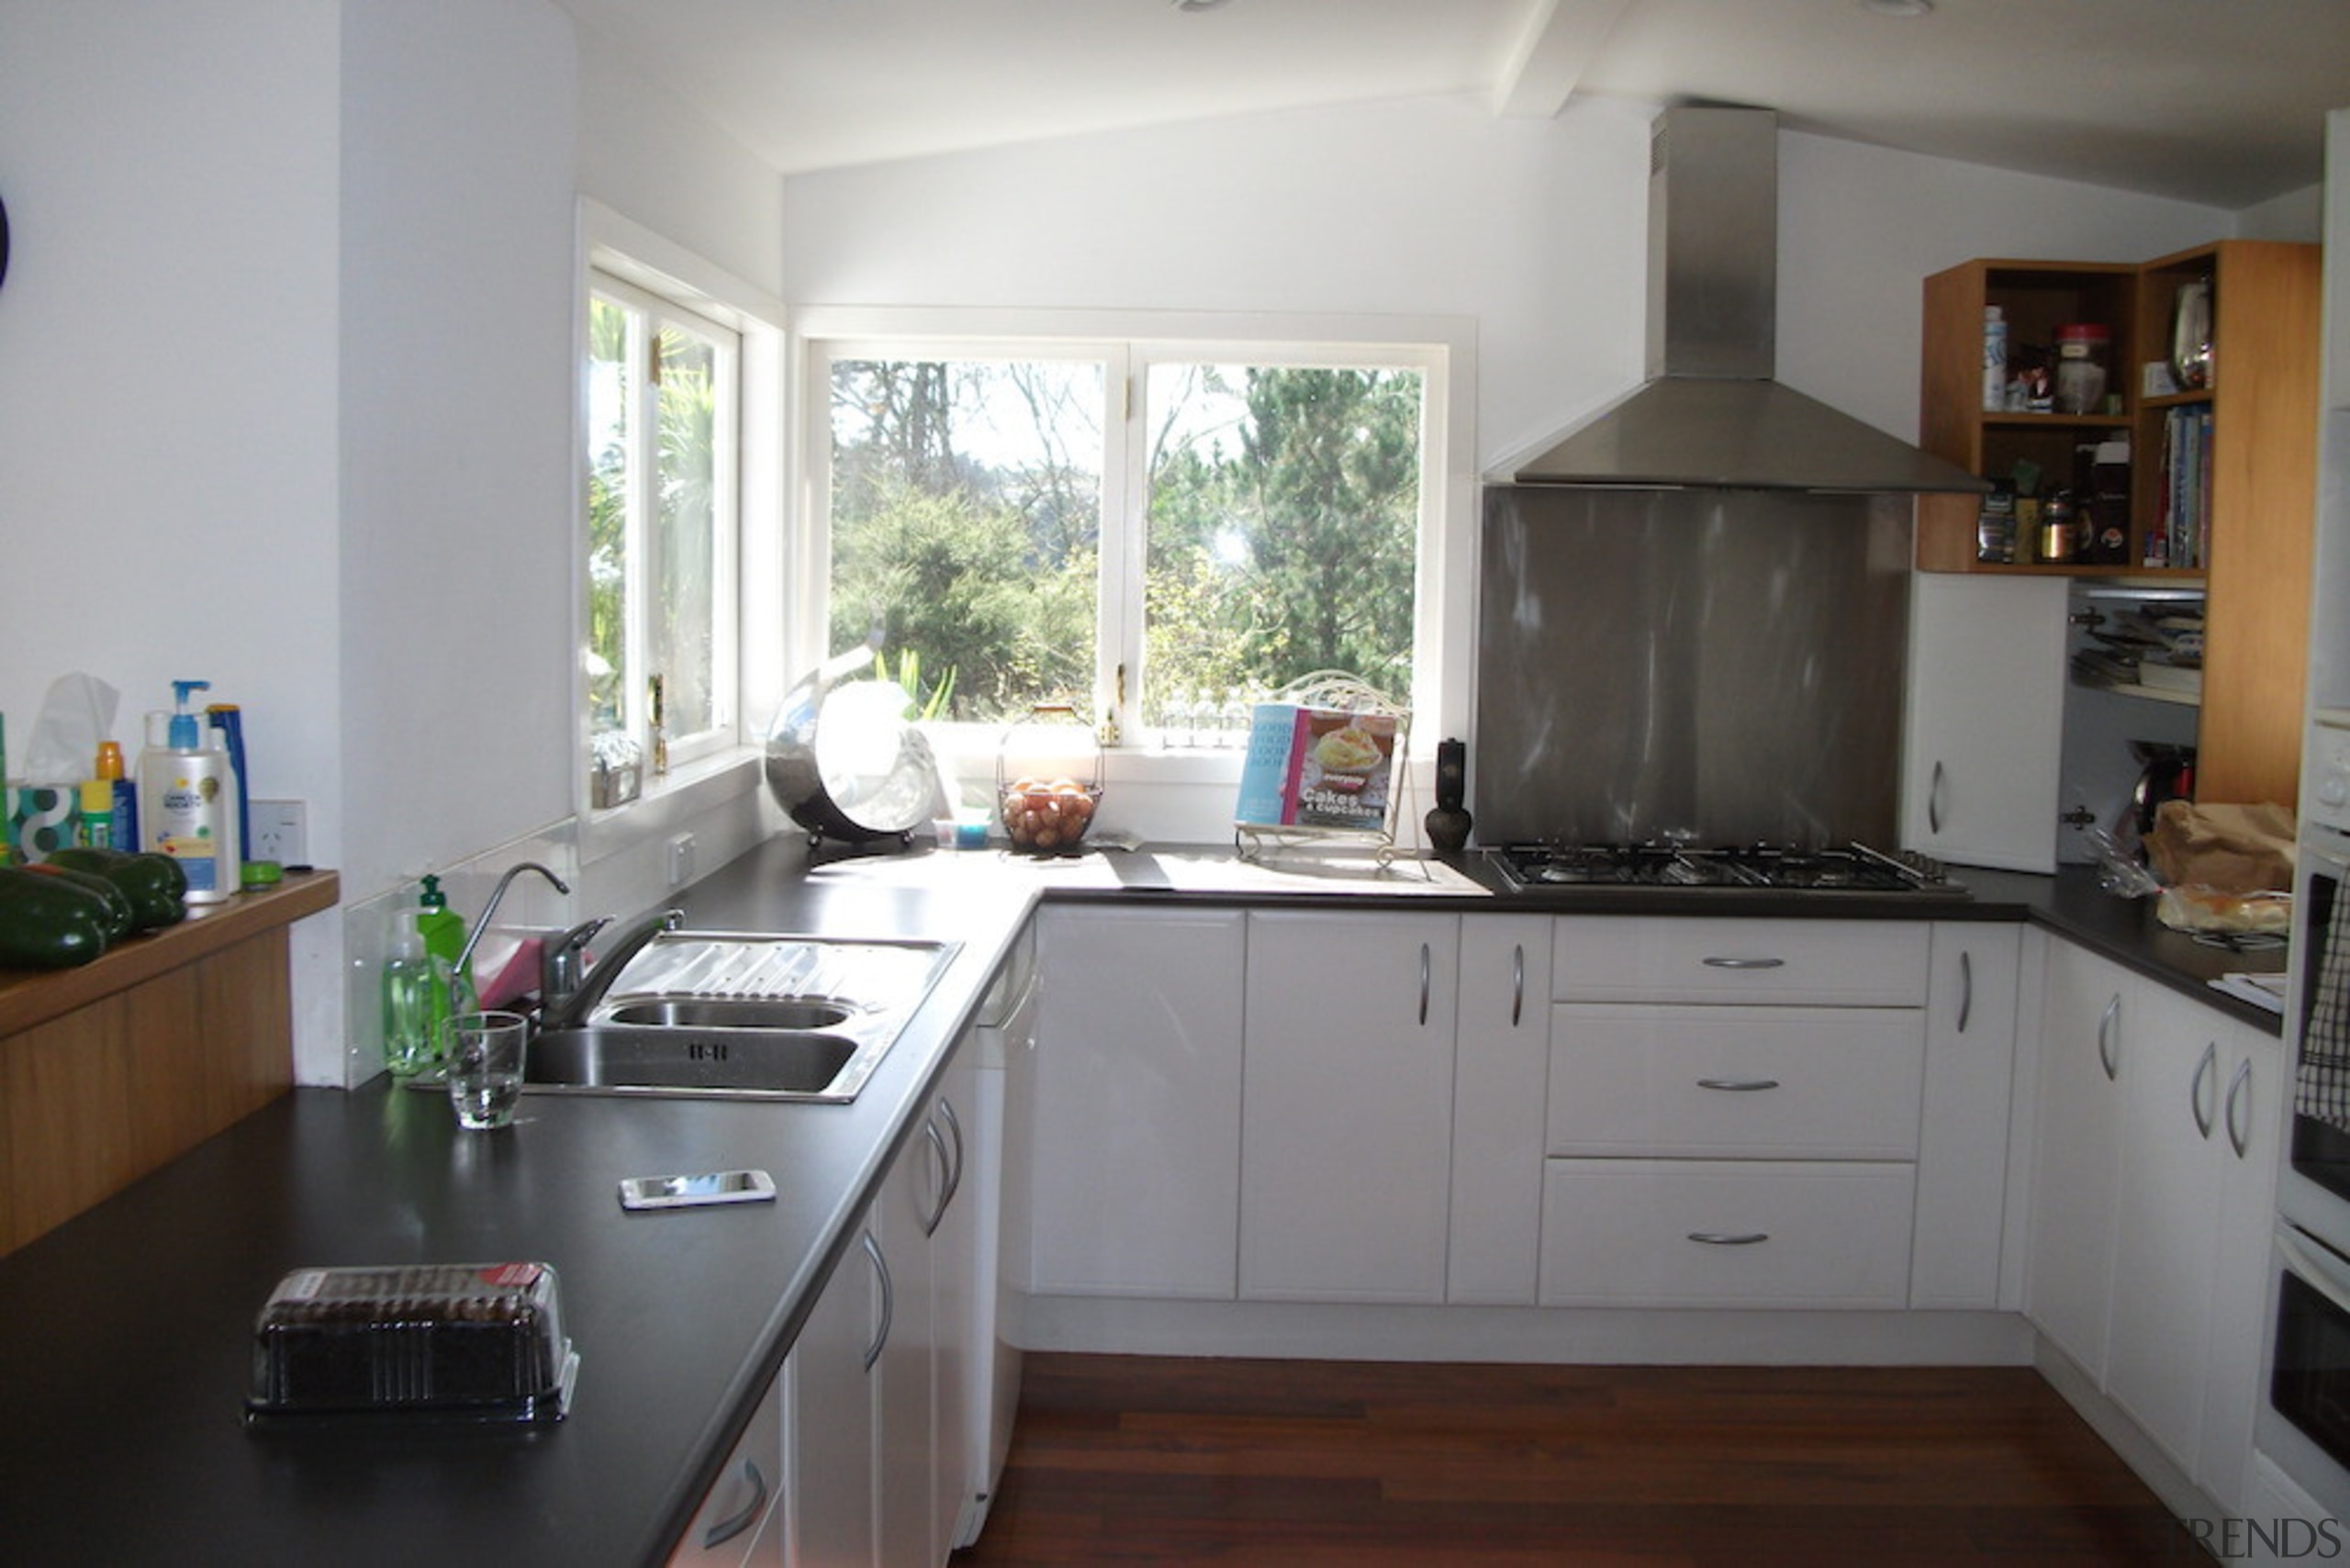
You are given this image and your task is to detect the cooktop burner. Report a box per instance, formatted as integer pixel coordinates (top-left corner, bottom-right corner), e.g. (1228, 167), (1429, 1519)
(1489, 842), (1964, 897)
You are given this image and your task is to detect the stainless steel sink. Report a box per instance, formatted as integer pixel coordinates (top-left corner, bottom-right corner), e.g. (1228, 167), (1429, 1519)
(526, 1023), (859, 1096)
(601, 997), (855, 1031)
(517, 933), (957, 1103)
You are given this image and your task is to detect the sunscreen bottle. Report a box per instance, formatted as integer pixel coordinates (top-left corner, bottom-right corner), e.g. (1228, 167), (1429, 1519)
(138, 679), (242, 904)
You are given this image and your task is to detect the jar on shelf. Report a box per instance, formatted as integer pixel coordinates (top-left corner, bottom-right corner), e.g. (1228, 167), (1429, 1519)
(995, 704), (1104, 856)
(2053, 323), (2111, 415)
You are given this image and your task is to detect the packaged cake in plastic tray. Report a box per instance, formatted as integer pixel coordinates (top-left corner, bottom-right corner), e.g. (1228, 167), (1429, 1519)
(245, 1260), (578, 1425)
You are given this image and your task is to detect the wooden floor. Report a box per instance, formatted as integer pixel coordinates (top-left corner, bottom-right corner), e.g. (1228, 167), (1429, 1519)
(955, 1353), (2198, 1566)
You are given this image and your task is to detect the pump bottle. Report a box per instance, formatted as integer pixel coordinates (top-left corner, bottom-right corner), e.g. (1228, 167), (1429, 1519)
(137, 679), (242, 904)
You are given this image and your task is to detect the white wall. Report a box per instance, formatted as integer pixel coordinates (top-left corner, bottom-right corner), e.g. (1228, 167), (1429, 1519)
(0, 0), (788, 1085)
(780, 96), (2239, 475)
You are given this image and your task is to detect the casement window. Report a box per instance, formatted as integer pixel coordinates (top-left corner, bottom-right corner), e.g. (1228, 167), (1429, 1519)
(583, 274), (743, 788)
(803, 326), (1458, 751)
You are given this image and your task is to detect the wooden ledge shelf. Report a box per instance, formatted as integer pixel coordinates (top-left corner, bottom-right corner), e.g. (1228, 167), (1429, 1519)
(0, 868), (339, 1255)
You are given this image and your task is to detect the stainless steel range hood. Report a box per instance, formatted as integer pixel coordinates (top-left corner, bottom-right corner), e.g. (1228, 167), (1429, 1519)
(1508, 106), (1984, 495)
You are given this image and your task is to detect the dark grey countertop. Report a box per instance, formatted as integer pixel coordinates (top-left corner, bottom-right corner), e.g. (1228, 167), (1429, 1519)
(0, 834), (2287, 1564)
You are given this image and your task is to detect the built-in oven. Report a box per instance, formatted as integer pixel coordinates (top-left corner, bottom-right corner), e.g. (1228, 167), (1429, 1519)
(2258, 711), (2350, 1519)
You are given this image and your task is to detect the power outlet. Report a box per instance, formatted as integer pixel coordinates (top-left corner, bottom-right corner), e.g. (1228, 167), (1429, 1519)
(666, 831), (696, 889)
(250, 799), (308, 866)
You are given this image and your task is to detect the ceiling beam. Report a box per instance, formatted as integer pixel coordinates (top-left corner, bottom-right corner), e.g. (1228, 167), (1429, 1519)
(1491, 0), (1639, 118)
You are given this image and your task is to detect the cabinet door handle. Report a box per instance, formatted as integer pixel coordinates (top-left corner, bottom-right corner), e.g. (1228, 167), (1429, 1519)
(1418, 943), (1431, 1026)
(1928, 760), (1948, 835)
(2191, 1040), (2220, 1139)
(1955, 950), (1974, 1035)
(1687, 1231), (1770, 1246)
(1696, 1077), (1781, 1092)
(1702, 956), (1785, 970)
(861, 1230), (892, 1372)
(2097, 994), (2121, 1081)
(920, 1120), (951, 1237)
(2226, 1058), (2255, 1159)
(1511, 944), (1525, 1029)
(700, 1457), (769, 1551)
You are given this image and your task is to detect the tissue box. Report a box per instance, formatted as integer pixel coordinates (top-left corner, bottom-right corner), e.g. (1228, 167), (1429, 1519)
(6, 784), (81, 863)
(591, 759), (641, 810)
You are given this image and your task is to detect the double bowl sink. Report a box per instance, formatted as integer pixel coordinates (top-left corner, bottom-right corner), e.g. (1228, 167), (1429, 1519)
(523, 934), (958, 1102)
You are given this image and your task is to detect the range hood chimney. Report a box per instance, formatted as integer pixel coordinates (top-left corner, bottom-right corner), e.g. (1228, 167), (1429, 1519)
(1508, 106), (1985, 494)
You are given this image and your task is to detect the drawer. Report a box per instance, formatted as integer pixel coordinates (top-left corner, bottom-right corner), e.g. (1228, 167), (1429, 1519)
(1550, 917), (1929, 1005)
(1546, 1004), (1924, 1159)
(1538, 1159), (1916, 1308)
(670, 1372), (784, 1565)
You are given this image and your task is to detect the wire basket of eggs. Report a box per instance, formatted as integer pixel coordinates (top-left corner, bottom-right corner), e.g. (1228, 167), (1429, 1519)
(995, 704), (1105, 856)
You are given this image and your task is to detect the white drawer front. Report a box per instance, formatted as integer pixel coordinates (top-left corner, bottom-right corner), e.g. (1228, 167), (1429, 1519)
(1546, 1004), (1925, 1159)
(1538, 1159), (1916, 1308)
(1550, 917), (1930, 1005)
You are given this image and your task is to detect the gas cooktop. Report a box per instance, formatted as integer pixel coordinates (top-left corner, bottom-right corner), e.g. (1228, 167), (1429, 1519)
(1488, 842), (1965, 898)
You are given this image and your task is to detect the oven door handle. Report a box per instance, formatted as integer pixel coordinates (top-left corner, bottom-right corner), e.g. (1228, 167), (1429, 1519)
(2278, 1228), (2350, 1319)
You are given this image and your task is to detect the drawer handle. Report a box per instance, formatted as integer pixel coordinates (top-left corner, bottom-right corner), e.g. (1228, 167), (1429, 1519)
(2097, 994), (2121, 1081)
(1928, 759), (1948, 835)
(1701, 956), (1785, 971)
(920, 1120), (951, 1237)
(1956, 949), (1973, 1035)
(1418, 943), (1431, 1026)
(701, 1457), (769, 1551)
(1511, 944), (1525, 1029)
(1687, 1231), (1770, 1246)
(1696, 1077), (1781, 1092)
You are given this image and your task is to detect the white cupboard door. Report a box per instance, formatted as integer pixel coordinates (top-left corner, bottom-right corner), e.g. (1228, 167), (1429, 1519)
(2025, 939), (2128, 1380)
(2198, 1020), (2282, 1516)
(926, 1060), (979, 1561)
(2104, 990), (2224, 1478)
(1025, 907), (1247, 1299)
(1911, 924), (2021, 1309)
(1239, 910), (1460, 1304)
(1902, 572), (2068, 872)
(788, 1221), (879, 1568)
(1448, 915), (1551, 1305)
(875, 1126), (937, 1568)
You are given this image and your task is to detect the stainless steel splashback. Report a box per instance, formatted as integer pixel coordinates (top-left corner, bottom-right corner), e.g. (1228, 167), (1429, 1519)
(1474, 486), (1911, 847)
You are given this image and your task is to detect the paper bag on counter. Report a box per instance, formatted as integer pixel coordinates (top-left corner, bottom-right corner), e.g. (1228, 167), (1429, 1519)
(2145, 799), (2295, 934)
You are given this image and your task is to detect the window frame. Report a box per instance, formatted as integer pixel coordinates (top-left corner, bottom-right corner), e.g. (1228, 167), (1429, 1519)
(586, 270), (744, 770)
(576, 199), (789, 829)
(790, 307), (1476, 763)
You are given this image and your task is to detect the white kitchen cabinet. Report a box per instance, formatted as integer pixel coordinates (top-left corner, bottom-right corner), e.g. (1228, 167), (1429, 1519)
(2196, 1014), (2279, 1517)
(1902, 572), (2069, 873)
(1239, 909), (1460, 1303)
(786, 1047), (977, 1568)
(1447, 915), (1552, 1305)
(1022, 905), (1246, 1299)
(1539, 916), (1933, 1310)
(2024, 936), (2131, 1380)
(788, 1221), (880, 1568)
(2025, 933), (2283, 1515)
(1910, 923), (2021, 1309)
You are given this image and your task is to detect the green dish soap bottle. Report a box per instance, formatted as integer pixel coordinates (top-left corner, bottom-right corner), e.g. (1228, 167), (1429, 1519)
(381, 911), (442, 1077)
(415, 874), (475, 1023)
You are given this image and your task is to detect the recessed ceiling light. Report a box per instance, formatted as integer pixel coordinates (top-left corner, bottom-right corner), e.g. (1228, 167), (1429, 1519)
(1170, 0), (1234, 11)
(1860, 0), (1934, 15)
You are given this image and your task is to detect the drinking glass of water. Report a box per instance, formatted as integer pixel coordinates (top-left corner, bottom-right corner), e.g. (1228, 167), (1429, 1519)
(444, 1011), (529, 1130)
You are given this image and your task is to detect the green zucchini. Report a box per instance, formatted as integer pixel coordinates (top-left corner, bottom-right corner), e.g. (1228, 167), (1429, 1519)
(0, 866), (114, 969)
(19, 863), (133, 941)
(43, 846), (187, 932)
